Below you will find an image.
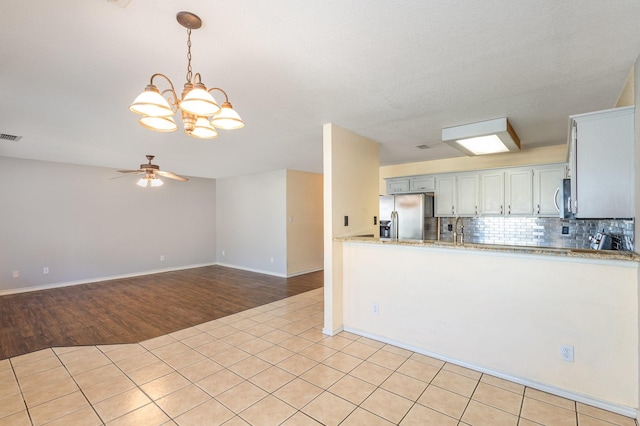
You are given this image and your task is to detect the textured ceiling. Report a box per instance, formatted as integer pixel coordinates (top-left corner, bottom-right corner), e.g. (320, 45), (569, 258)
(1, 1), (640, 179)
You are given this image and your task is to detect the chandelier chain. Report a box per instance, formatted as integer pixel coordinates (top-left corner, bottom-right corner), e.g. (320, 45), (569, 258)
(186, 29), (193, 83)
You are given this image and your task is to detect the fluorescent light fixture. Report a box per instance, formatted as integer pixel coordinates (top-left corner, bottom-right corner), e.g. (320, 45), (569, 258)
(442, 117), (520, 156)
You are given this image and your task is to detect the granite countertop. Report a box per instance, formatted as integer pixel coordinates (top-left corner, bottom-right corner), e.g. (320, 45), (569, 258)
(335, 236), (640, 262)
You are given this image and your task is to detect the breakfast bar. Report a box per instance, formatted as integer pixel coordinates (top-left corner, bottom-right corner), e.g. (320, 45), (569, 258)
(332, 237), (640, 417)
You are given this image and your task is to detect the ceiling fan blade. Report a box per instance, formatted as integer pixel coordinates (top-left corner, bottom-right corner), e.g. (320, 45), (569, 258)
(110, 171), (144, 180)
(156, 170), (189, 182)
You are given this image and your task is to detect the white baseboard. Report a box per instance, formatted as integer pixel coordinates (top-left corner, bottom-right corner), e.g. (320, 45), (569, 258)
(0, 263), (217, 296)
(287, 266), (324, 277)
(216, 262), (323, 278)
(215, 262), (288, 278)
(343, 326), (638, 420)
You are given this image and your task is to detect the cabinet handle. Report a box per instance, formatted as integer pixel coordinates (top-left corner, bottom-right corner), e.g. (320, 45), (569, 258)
(537, 204), (540, 214)
(452, 206), (455, 215)
(500, 205), (503, 214)
(508, 205), (511, 215)
(475, 206), (478, 215)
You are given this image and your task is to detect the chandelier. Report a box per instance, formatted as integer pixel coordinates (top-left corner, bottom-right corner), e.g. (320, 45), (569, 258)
(129, 11), (244, 139)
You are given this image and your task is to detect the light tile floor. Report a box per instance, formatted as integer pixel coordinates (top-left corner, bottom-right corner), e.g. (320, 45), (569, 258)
(0, 288), (637, 426)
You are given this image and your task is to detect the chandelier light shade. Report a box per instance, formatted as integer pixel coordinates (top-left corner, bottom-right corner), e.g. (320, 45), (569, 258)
(129, 11), (244, 139)
(129, 85), (174, 117)
(191, 116), (219, 139)
(211, 101), (245, 130)
(139, 115), (178, 132)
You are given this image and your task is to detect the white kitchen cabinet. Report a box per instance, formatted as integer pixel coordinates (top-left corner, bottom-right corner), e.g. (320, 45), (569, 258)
(435, 175), (455, 216)
(386, 177), (410, 194)
(480, 171), (504, 215)
(533, 164), (566, 216)
(569, 106), (634, 218)
(409, 175), (435, 192)
(505, 168), (533, 215)
(456, 173), (479, 216)
(435, 174), (478, 216)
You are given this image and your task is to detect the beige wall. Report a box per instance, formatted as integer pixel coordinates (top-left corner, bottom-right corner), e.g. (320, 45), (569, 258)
(286, 170), (324, 276)
(323, 123), (380, 334)
(342, 242), (639, 415)
(617, 66), (635, 108)
(379, 145), (567, 194)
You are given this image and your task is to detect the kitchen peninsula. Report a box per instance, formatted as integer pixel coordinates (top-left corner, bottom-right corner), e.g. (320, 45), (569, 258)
(335, 236), (639, 417)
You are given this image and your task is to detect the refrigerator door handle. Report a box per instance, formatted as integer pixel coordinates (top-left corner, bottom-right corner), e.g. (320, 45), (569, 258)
(391, 211), (398, 240)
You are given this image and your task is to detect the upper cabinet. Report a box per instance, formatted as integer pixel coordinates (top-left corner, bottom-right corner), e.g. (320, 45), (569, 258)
(409, 175), (435, 192)
(569, 106), (634, 218)
(534, 165), (567, 216)
(479, 171), (504, 215)
(386, 175), (435, 194)
(435, 175), (456, 216)
(387, 163), (567, 218)
(432, 163), (566, 217)
(386, 177), (410, 194)
(434, 173), (479, 216)
(505, 168), (533, 215)
(456, 173), (479, 216)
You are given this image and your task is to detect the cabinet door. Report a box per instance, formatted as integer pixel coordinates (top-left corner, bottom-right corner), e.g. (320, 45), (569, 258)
(505, 169), (533, 215)
(456, 174), (479, 216)
(480, 172), (504, 215)
(387, 178), (410, 194)
(435, 175), (455, 216)
(571, 106), (634, 218)
(534, 166), (566, 216)
(410, 175), (435, 192)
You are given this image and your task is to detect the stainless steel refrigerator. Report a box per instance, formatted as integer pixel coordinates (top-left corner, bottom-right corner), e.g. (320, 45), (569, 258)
(379, 193), (437, 240)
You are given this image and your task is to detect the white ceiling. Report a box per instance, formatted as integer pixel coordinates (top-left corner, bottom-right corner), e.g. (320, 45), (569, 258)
(1, 1), (640, 179)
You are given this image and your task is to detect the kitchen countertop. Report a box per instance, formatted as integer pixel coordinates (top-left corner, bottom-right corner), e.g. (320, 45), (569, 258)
(335, 236), (640, 262)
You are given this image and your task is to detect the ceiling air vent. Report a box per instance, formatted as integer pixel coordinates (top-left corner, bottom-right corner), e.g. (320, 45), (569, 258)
(414, 144), (430, 150)
(0, 134), (22, 142)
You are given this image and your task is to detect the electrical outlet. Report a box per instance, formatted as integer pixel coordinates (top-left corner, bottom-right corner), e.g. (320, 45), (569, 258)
(372, 303), (379, 315)
(561, 226), (569, 235)
(447, 224), (453, 231)
(12, 271), (19, 278)
(160, 255), (165, 261)
(561, 345), (574, 362)
(43, 267), (49, 274)
(270, 257), (274, 263)
(344, 216), (349, 226)
(222, 250), (225, 256)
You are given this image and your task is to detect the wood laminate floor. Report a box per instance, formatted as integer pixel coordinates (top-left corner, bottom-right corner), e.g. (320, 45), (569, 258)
(0, 266), (323, 360)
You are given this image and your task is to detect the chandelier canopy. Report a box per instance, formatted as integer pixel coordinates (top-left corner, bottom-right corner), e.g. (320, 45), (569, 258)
(129, 11), (244, 139)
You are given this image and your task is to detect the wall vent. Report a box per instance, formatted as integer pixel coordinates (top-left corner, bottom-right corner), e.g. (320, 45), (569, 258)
(414, 144), (430, 150)
(0, 134), (22, 142)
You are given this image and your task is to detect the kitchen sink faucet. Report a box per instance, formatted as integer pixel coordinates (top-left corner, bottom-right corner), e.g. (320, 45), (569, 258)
(453, 217), (464, 245)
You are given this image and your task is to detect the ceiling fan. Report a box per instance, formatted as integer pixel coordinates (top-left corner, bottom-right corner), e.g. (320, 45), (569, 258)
(115, 155), (189, 187)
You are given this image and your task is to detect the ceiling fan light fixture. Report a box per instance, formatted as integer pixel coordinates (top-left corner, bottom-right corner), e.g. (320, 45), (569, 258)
(139, 115), (178, 132)
(129, 12), (242, 140)
(150, 177), (164, 187)
(129, 84), (174, 117)
(136, 177), (149, 187)
(442, 117), (520, 156)
(211, 101), (245, 130)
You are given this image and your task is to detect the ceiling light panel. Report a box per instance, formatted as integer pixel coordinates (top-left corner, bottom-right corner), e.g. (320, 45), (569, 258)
(442, 117), (520, 156)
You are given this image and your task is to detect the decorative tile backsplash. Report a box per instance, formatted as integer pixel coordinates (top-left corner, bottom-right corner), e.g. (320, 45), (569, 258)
(439, 216), (635, 251)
